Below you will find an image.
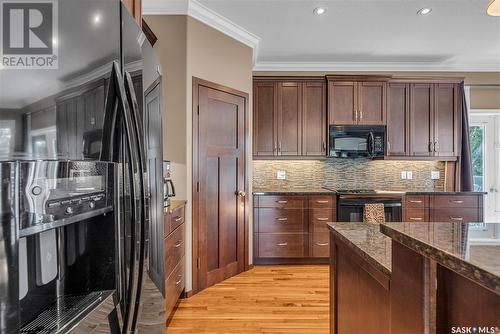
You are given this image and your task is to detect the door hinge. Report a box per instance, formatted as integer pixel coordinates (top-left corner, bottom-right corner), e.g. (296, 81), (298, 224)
(197, 105), (200, 115)
(197, 182), (199, 192)
(197, 257), (201, 269)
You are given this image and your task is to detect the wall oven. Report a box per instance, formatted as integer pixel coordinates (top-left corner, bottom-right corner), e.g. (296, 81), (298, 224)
(329, 125), (386, 158)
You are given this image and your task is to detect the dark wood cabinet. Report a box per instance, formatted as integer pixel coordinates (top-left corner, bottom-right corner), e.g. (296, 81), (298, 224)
(434, 83), (459, 157)
(277, 82), (302, 156)
(327, 78), (386, 125)
(302, 81), (327, 156)
(386, 83), (409, 156)
(253, 81), (277, 156)
(253, 194), (335, 263)
(253, 78), (326, 158)
(409, 83), (434, 157)
(403, 194), (483, 223)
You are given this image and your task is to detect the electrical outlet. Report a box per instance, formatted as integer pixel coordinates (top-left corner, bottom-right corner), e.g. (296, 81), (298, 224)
(431, 171), (440, 180)
(407, 171), (413, 180)
(400, 171), (407, 180)
(276, 170), (286, 180)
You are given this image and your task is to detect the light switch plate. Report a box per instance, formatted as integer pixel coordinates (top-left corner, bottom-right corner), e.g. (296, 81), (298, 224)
(431, 171), (440, 180)
(400, 171), (407, 180)
(277, 170), (286, 180)
(407, 171), (413, 180)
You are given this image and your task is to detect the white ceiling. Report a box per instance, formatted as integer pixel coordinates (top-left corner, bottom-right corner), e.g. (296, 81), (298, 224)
(192, 0), (500, 71)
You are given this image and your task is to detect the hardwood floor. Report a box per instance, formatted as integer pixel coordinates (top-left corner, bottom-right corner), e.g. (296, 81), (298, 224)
(167, 265), (330, 334)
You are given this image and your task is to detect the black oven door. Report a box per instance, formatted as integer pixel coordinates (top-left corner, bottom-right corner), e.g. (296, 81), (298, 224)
(338, 197), (402, 222)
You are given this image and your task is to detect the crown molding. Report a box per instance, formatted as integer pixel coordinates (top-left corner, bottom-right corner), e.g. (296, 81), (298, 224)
(143, 0), (260, 64)
(253, 61), (500, 72)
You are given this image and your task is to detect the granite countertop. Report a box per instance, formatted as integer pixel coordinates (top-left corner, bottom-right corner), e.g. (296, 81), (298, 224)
(253, 188), (336, 195)
(405, 191), (487, 195)
(165, 199), (187, 213)
(381, 222), (500, 294)
(327, 222), (392, 276)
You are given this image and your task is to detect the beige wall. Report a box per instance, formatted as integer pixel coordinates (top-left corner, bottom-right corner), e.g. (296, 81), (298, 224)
(254, 71), (500, 109)
(145, 15), (253, 292)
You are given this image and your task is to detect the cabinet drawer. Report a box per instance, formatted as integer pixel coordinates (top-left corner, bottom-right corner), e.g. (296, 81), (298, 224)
(404, 208), (427, 223)
(258, 208), (306, 233)
(258, 196), (306, 209)
(309, 196), (336, 209)
(404, 195), (427, 208)
(431, 208), (480, 223)
(432, 195), (479, 208)
(312, 233), (330, 258)
(170, 205), (185, 232)
(258, 233), (305, 258)
(165, 257), (185, 318)
(164, 224), (185, 278)
(311, 209), (333, 233)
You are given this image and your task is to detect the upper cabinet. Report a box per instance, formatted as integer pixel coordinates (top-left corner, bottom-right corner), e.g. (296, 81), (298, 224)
(253, 78), (326, 158)
(253, 76), (461, 160)
(327, 77), (387, 125)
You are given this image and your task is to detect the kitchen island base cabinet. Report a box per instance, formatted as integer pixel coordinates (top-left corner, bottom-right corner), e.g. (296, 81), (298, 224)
(330, 233), (390, 334)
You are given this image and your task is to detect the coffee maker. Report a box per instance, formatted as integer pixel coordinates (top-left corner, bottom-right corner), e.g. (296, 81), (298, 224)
(163, 161), (176, 207)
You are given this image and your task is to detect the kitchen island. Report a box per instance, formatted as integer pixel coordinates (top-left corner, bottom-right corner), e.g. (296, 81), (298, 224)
(327, 222), (500, 334)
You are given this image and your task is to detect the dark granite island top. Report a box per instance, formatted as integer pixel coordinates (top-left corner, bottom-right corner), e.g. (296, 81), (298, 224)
(327, 222), (392, 276)
(381, 222), (500, 294)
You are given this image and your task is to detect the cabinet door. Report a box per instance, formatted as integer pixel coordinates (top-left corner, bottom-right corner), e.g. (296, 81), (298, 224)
(56, 103), (68, 157)
(434, 83), (458, 157)
(328, 81), (357, 125)
(277, 82), (302, 156)
(386, 83), (409, 156)
(357, 81), (386, 125)
(409, 84), (433, 157)
(253, 81), (277, 156)
(302, 81), (326, 156)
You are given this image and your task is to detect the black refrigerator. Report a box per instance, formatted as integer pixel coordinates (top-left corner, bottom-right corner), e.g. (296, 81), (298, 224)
(0, 1), (165, 333)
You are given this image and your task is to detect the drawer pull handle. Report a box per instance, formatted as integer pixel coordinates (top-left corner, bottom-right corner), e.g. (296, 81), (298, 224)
(277, 200), (288, 204)
(174, 217), (182, 222)
(409, 217), (423, 221)
(409, 200), (423, 203)
(316, 242), (329, 246)
(316, 200), (329, 204)
(316, 218), (329, 221)
(175, 276), (182, 286)
(277, 242), (288, 246)
(450, 216), (463, 221)
(174, 241), (183, 248)
(450, 200), (464, 204)
(276, 217), (288, 222)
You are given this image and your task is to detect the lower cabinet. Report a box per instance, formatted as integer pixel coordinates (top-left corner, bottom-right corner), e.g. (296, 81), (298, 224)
(164, 201), (186, 322)
(253, 194), (336, 263)
(403, 194), (483, 223)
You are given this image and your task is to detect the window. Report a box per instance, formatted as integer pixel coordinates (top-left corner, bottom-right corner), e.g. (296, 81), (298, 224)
(469, 125), (484, 192)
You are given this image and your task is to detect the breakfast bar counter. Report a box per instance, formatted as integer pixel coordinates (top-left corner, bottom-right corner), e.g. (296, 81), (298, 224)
(328, 222), (500, 334)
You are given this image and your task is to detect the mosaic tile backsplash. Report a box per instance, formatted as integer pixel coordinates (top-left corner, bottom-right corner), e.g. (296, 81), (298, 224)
(253, 159), (446, 192)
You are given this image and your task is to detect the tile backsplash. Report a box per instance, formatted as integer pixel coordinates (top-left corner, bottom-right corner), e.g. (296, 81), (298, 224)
(253, 159), (446, 192)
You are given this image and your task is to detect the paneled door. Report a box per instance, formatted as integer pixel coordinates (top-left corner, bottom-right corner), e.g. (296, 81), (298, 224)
(358, 81), (386, 125)
(434, 83), (458, 157)
(409, 83), (434, 157)
(253, 81), (277, 156)
(194, 78), (248, 293)
(386, 83), (409, 156)
(302, 81), (326, 156)
(328, 81), (357, 125)
(277, 82), (302, 156)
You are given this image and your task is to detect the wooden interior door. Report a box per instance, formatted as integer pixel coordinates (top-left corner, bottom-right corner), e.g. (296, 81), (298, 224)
(253, 81), (277, 156)
(277, 82), (302, 156)
(434, 83), (458, 157)
(409, 83), (434, 157)
(328, 81), (357, 125)
(386, 83), (409, 156)
(195, 79), (247, 292)
(357, 81), (386, 125)
(302, 81), (326, 156)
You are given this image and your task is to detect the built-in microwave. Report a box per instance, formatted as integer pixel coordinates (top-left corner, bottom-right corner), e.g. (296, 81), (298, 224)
(329, 125), (386, 158)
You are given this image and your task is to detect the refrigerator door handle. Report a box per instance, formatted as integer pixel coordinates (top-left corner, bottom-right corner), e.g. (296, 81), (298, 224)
(124, 71), (148, 332)
(100, 61), (141, 334)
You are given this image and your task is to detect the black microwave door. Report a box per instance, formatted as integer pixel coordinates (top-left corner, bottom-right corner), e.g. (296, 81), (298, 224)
(329, 135), (369, 158)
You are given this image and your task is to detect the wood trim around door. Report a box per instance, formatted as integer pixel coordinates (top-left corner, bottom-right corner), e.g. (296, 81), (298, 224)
(192, 77), (250, 295)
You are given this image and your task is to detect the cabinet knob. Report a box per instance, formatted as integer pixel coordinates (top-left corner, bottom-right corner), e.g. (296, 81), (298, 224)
(236, 190), (246, 198)
(315, 242), (329, 246)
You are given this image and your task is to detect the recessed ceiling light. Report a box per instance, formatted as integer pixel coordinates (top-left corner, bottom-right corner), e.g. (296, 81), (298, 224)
(93, 13), (102, 25)
(487, 0), (500, 16)
(417, 7), (432, 15)
(313, 7), (327, 15)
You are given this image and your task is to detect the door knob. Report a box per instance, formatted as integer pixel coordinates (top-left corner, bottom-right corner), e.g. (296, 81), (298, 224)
(236, 190), (246, 198)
